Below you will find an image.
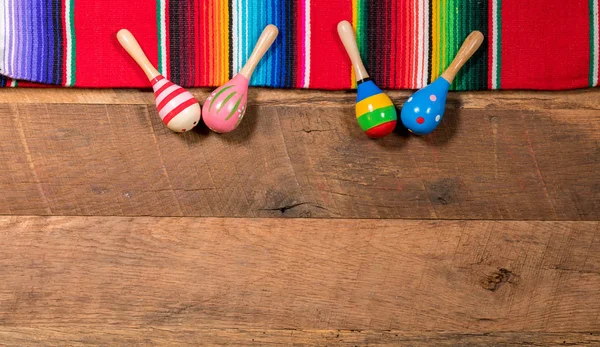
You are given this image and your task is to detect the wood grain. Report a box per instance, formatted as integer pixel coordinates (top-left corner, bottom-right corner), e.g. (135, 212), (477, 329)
(0, 328), (598, 346)
(0, 90), (597, 219)
(1, 87), (598, 345)
(1, 217), (599, 334)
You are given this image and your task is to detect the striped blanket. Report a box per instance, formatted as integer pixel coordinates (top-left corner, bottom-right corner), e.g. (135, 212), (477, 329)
(0, 0), (598, 90)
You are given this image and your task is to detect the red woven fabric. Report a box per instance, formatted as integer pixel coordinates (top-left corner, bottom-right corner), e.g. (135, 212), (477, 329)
(0, 0), (598, 90)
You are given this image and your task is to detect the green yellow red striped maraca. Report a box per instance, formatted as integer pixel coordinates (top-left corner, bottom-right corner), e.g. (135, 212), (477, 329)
(355, 78), (397, 138)
(338, 21), (397, 138)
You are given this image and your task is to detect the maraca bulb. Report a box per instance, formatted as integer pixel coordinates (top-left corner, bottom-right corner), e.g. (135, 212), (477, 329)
(202, 74), (249, 133)
(152, 75), (201, 133)
(400, 77), (450, 135)
(355, 79), (397, 138)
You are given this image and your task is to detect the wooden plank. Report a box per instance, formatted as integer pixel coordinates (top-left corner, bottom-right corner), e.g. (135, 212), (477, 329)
(0, 100), (597, 219)
(0, 328), (598, 346)
(0, 88), (598, 110)
(0, 217), (599, 333)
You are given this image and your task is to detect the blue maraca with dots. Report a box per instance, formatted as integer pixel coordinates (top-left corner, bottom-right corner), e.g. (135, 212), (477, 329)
(401, 31), (484, 135)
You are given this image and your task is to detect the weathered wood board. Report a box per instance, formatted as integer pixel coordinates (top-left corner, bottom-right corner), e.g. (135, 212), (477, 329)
(0, 89), (598, 219)
(0, 217), (598, 333)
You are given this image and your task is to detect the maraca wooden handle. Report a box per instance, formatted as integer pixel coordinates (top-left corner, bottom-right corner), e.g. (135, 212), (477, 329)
(239, 25), (279, 79)
(117, 29), (160, 81)
(441, 31), (484, 83)
(337, 20), (369, 81)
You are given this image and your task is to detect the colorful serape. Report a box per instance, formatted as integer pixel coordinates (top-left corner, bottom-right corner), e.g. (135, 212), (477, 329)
(0, 0), (598, 90)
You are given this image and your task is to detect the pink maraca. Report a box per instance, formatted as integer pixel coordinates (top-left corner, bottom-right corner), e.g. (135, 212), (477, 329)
(202, 25), (279, 133)
(117, 29), (200, 133)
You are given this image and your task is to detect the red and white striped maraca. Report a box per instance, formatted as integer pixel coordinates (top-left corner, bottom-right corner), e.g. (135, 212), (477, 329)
(117, 29), (201, 133)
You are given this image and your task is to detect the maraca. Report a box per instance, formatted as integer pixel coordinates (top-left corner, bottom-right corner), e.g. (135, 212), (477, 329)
(202, 25), (279, 133)
(337, 20), (397, 138)
(401, 31), (484, 135)
(117, 29), (201, 133)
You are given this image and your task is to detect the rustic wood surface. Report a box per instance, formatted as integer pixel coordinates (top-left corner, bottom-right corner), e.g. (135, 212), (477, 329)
(0, 217), (599, 345)
(0, 89), (598, 219)
(0, 88), (599, 345)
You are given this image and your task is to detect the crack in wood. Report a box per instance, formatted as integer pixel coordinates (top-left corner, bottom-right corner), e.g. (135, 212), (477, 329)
(299, 129), (333, 134)
(259, 202), (329, 214)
